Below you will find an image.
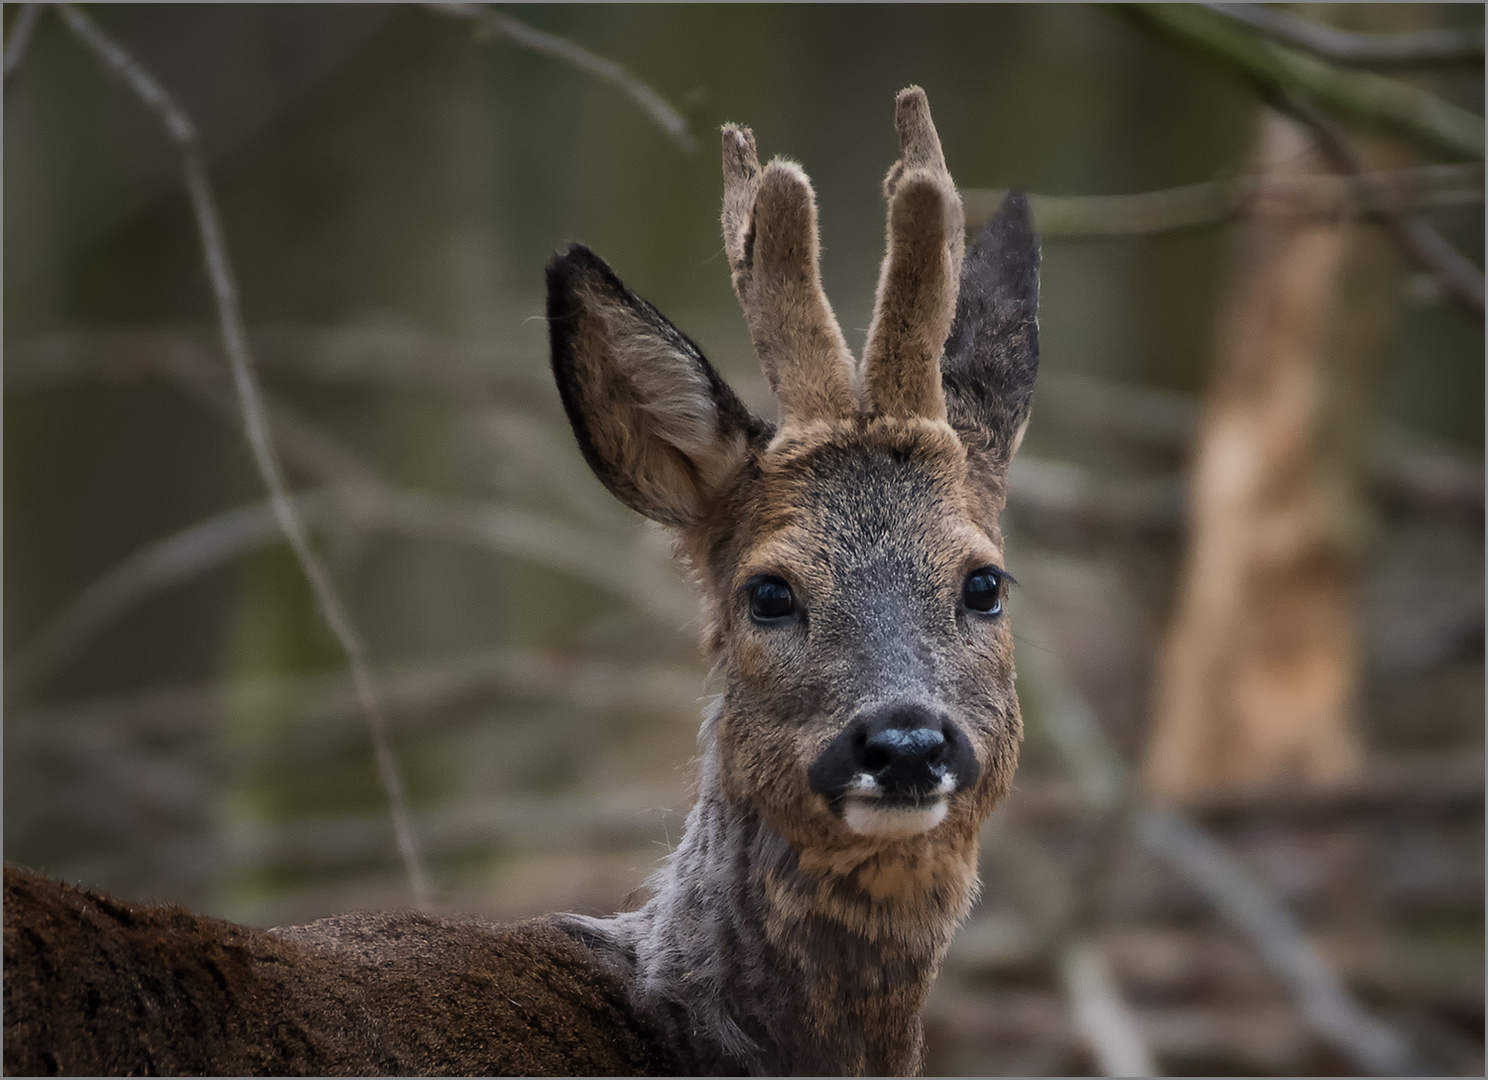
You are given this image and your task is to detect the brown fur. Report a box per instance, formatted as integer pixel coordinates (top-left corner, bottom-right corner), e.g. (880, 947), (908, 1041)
(4, 87), (1040, 1077)
(3, 865), (676, 1076)
(863, 89), (966, 420)
(721, 130), (856, 423)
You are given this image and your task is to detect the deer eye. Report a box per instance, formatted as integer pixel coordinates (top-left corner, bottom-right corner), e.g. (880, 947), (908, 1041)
(746, 575), (797, 623)
(962, 567), (1003, 615)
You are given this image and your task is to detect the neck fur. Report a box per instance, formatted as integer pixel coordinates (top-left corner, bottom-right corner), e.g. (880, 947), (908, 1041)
(570, 731), (979, 1075)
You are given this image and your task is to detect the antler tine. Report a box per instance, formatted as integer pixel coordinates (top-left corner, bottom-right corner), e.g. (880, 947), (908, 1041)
(721, 125), (761, 283)
(863, 87), (965, 421)
(719, 126), (855, 426)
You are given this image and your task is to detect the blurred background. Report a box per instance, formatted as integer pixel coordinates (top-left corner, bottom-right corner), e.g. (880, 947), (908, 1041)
(4, 4), (1482, 1075)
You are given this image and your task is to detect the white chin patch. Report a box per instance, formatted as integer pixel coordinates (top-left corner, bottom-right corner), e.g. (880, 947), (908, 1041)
(842, 798), (949, 837)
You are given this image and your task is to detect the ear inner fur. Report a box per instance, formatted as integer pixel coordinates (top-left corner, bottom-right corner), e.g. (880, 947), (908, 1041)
(546, 244), (758, 527)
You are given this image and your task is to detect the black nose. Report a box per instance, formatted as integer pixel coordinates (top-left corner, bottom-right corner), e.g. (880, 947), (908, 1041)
(860, 716), (947, 791)
(808, 703), (980, 800)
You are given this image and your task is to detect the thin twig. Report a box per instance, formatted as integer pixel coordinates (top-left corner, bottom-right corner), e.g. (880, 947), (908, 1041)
(427, 2), (695, 151)
(1013, 603), (1426, 1077)
(55, 3), (430, 908)
(11, 331), (1479, 518)
(52, 785), (690, 890)
(1139, 809), (1424, 1076)
(6, 497), (316, 703)
(162, 358), (383, 488)
(1113, 4), (1485, 161)
(1279, 95), (1485, 319)
(1060, 938), (1162, 1077)
(1012, 606), (1157, 1073)
(964, 162), (1483, 237)
(3, 2), (44, 81)
(18, 650), (703, 765)
(8, 487), (694, 702)
(1206, 3), (1485, 70)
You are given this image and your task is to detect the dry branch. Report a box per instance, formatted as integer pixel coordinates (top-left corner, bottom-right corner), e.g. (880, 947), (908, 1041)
(1204, 3), (1485, 70)
(1012, 604), (1426, 1076)
(1059, 938), (1162, 1077)
(427, 2), (694, 151)
(10, 332), (1479, 521)
(54, 3), (429, 907)
(1138, 810), (1423, 1076)
(1027, 374), (1485, 518)
(8, 486), (694, 701)
(1114, 3), (1484, 161)
(2, 2), (42, 80)
(162, 359), (383, 488)
(1280, 94), (1484, 318)
(7, 498), (308, 702)
(963, 162), (1483, 238)
(17, 649), (703, 767)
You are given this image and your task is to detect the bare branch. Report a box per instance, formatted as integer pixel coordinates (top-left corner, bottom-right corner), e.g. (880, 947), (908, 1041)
(427, 2), (695, 152)
(1205, 3), (1485, 70)
(1060, 938), (1162, 1077)
(6, 497), (311, 703)
(1113, 4), (1484, 161)
(54, 3), (430, 908)
(1139, 809), (1424, 1076)
(3, 2), (43, 81)
(8, 487), (693, 703)
(1013, 603), (1427, 1077)
(14, 332), (1476, 520)
(18, 650), (703, 763)
(1279, 95), (1484, 319)
(55, 786), (690, 890)
(161, 357), (383, 488)
(964, 162), (1483, 238)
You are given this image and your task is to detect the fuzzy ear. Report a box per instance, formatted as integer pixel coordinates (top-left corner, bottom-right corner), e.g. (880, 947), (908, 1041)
(547, 244), (760, 527)
(941, 191), (1040, 470)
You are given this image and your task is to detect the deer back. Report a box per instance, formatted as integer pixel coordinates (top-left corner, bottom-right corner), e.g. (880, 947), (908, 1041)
(3, 865), (674, 1076)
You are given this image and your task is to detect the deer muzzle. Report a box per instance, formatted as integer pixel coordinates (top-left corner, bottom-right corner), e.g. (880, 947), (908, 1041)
(807, 702), (980, 837)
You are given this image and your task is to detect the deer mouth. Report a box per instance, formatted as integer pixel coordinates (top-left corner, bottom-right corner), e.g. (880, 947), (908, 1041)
(837, 769), (957, 836)
(841, 797), (950, 837)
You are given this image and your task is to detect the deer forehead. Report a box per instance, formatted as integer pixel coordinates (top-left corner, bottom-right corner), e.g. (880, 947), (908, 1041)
(728, 416), (1003, 592)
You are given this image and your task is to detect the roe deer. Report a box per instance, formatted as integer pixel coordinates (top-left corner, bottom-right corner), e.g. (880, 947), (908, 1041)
(4, 86), (1040, 1077)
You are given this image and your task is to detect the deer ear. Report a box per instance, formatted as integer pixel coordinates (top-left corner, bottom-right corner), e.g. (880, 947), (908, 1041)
(941, 191), (1040, 471)
(547, 244), (759, 527)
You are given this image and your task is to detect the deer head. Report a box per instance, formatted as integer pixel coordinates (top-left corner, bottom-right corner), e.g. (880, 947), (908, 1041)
(0, 86), (1042, 1080)
(547, 86), (1038, 928)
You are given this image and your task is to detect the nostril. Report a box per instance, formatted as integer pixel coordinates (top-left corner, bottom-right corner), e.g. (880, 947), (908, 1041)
(862, 726), (946, 774)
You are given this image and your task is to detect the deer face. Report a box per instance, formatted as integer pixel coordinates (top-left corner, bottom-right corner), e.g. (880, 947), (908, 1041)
(548, 88), (1038, 877)
(713, 416), (1011, 850)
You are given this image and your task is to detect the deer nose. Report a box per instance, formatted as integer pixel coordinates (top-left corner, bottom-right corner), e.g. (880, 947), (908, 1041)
(809, 703), (980, 802)
(860, 719), (947, 791)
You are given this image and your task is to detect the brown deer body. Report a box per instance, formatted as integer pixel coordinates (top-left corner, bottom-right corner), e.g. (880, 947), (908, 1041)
(4, 87), (1040, 1077)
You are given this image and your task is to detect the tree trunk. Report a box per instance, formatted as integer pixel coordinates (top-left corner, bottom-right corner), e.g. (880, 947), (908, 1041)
(1143, 88), (1408, 797)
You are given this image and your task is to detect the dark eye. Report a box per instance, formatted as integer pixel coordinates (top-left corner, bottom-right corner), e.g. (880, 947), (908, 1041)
(747, 575), (797, 623)
(962, 567), (1003, 615)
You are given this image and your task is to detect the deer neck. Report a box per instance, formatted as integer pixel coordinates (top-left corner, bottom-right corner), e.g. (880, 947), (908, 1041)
(578, 729), (979, 1076)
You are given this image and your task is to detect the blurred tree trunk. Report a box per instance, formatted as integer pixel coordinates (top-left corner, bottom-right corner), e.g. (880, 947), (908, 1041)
(1143, 5), (1424, 798)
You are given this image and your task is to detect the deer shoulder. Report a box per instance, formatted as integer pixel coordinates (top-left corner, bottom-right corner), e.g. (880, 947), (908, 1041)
(4, 865), (675, 1076)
